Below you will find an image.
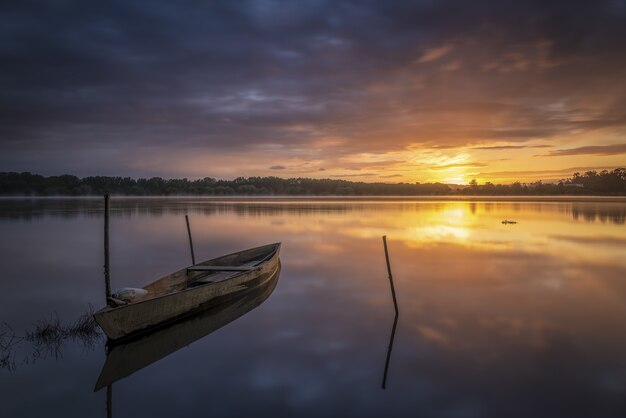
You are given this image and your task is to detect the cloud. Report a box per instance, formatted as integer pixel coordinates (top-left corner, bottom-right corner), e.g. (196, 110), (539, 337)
(480, 41), (560, 73)
(474, 145), (553, 150)
(540, 144), (626, 157)
(331, 173), (376, 178)
(477, 166), (621, 179)
(269, 165), (286, 170)
(441, 61), (461, 71)
(1, 1), (625, 177)
(417, 44), (453, 63)
(430, 162), (488, 170)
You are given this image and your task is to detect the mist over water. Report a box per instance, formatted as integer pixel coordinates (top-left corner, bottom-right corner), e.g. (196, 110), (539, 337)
(1, 198), (626, 418)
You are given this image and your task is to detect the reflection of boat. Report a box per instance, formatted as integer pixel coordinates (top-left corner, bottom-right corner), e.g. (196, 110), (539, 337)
(501, 220), (518, 224)
(94, 243), (281, 341)
(94, 261), (280, 391)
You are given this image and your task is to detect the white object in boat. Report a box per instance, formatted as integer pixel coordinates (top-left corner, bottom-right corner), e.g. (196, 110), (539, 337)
(113, 288), (148, 302)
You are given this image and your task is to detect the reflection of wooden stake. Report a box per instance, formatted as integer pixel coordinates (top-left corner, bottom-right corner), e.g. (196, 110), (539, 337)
(185, 214), (196, 265)
(104, 194), (111, 304)
(382, 236), (399, 316)
(382, 313), (398, 389)
(106, 384), (112, 418)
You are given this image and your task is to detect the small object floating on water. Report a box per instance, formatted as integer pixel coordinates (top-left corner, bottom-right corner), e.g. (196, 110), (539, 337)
(94, 242), (281, 341)
(501, 220), (518, 224)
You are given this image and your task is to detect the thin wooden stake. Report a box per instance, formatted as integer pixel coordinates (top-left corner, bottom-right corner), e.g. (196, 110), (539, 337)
(381, 235), (399, 389)
(104, 194), (111, 304)
(185, 214), (196, 265)
(382, 235), (399, 316)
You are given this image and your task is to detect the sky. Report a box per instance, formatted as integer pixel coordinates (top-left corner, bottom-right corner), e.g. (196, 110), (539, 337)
(1, 0), (625, 184)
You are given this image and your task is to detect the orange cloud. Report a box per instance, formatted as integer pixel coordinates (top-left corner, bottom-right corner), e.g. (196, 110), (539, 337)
(417, 44), (453, 63)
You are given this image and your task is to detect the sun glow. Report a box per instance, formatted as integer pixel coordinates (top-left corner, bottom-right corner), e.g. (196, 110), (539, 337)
(442, 174), (467, 185)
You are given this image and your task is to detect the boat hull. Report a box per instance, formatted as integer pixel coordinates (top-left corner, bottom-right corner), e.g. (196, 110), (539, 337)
(94, 261), (280, 391)
(94, 243), (280, 341)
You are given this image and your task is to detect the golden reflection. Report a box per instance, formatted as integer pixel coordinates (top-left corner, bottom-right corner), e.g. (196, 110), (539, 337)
(3, 197), (626, 414)
(80, 196), (626, 389)
(290, 201), (626, 266)
(411, 225), (471, 242)
(123, 200), (626, 265)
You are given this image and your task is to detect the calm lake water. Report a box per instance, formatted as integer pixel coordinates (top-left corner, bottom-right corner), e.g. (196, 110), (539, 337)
(1, 197), (626, 418)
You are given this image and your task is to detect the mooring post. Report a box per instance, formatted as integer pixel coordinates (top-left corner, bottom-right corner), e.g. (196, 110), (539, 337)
(185, 214), (196, 265)
(382, 235), (399, 315)
(104, 194), (111, 304)
(381, 235), (399, 389)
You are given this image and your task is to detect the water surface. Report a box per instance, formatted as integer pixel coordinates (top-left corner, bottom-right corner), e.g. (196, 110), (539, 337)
(1, 197), (626, 417)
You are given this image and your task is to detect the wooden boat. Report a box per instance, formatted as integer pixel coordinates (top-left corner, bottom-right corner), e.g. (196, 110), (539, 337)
(94, 261), (280, 391)
(94, 242), (281, 341)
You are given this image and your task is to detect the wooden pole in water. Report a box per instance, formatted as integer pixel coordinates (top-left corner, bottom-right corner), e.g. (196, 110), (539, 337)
(185, 214), (196, 265)
(382, 235), (399, 316)
(381, 235), (399, 389)
(104, 194), (111, 304)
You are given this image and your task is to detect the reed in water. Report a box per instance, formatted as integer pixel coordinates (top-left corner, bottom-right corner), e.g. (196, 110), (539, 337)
(0, 307), (102, 371)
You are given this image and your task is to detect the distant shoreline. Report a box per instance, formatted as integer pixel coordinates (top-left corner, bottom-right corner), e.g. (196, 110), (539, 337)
(2, 170), (625, 197)
(2, 195), (626, 202)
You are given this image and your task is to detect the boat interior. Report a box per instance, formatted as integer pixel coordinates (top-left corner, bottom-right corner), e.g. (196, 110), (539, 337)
(122, 243), (280, 304)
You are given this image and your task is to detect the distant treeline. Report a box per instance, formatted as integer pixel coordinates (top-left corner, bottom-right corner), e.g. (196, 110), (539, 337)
(460, 168), (626, 195)
(0, 169), (625, 196)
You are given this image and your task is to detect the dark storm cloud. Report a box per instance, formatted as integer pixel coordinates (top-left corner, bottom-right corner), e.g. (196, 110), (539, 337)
(1, 0), (626, 174)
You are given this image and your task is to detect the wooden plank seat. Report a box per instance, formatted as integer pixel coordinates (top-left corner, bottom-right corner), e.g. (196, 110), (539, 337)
(188, 260), (261, 285)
